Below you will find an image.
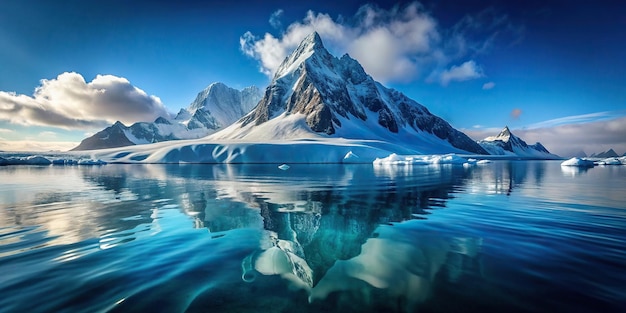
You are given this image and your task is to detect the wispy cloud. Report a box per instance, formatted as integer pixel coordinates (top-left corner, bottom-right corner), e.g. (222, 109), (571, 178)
(524, 111), (625, 129)
(0, 128), (14, 134)
(0, 72), (169, 130)
(482, 81), (495, 90)
(269, 9), (284, 29)
(241, 2), (516, 84)
(37, 131), (58, 139)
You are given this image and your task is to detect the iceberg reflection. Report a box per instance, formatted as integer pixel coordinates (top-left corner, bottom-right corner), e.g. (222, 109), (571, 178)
(310, 223), (481, 310)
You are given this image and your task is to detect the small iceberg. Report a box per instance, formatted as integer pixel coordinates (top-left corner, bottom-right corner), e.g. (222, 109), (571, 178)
(560, 157), (595, 167)
(0, 155), (52, 165)
(598, 157), (624, 165)
(373, 153), (470, 166)
(342, 151), (360, 163)
(278, 164), (290, 170)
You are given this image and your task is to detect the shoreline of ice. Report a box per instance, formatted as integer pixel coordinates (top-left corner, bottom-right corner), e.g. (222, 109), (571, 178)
(560, 156), (626, 167)
(0, 138), (573, 167)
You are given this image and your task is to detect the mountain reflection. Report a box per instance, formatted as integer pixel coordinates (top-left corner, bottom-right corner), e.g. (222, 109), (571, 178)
(163, 164), (483, 309)
(77, 163), (486, 308)
(465, 161), (547, 195)
(2, 163), (517, 310)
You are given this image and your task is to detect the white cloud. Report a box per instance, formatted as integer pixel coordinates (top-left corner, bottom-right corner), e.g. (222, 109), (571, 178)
(438, 60), (483, 85)
(482, 81), (495, 90)
(0, 72), (170, 130)
(0, 128), (14, 133)
(0, 140), (79, 152)
(241, 2), (507, 84)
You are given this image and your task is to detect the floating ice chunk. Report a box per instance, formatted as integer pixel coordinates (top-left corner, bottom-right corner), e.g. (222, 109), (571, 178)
(77, 159), (107, 165)
(374, 153), (402, 164)
(373, 153), (470, 165)
(342, 151), (360, 163)
(278, 164), (290, 170)
(560, 157), (594, 167)
(0, 155), (51, 165)
(476, 160), (492, 164)
(25, 156), (52, 165)
(598, 157), (622, 165)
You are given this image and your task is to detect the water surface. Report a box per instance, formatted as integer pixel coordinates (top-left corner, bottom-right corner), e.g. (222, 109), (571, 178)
(1, 161), (624, 312)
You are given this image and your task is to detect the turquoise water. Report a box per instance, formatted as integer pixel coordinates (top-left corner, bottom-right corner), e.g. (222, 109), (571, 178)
(0, 161), (624, 312)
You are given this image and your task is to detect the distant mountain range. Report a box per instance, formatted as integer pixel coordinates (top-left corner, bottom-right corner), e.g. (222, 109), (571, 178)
(477, 126), (557, 158)
(589, 149), (620, 158)
(72, 32), (556, 160)
(71, 83), (261, 151)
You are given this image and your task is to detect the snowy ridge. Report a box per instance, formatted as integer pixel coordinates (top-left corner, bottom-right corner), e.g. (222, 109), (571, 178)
(72, 83), (261, 151)
(185, 82), (261, 128)
(230, 32), (487, 155)
(478, 126), (559, 158)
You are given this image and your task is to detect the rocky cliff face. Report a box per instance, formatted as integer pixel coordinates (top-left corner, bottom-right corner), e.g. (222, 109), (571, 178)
(71, 121), (135, 151)
(236, 32), (487, 154)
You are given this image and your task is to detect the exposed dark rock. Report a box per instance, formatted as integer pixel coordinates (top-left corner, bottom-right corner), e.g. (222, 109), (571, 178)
(239, 32), (487, 154)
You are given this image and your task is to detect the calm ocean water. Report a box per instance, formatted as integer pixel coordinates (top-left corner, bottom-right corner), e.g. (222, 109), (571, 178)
(0, 161), (624, 312)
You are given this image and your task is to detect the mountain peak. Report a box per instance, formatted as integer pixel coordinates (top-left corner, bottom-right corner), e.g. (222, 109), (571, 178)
(113, 121), (126, 128)
(498, 126), (511, 139)
(233, 33), (488, 154)
(484, 126), (512, 142)
(478, 126), (556, 157)
(301, 31), (323, 49)
(274, 32), (330, 79)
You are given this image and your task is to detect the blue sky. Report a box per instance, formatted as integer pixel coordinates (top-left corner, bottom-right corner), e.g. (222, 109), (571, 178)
(1, 0), (625, 155)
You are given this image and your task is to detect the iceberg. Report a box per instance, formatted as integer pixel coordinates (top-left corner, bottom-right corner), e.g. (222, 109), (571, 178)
(373, 153), (473, 166)
(597, 157), (625, 165)
(0, 154), (107, 166)
(560, 157), (595, 167)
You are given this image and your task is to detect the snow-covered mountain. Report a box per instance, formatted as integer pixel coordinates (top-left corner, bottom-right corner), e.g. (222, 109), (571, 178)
(211, 32), (487, 155)
(477, 126), (558, 158)
(72, 83), (261, 151)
